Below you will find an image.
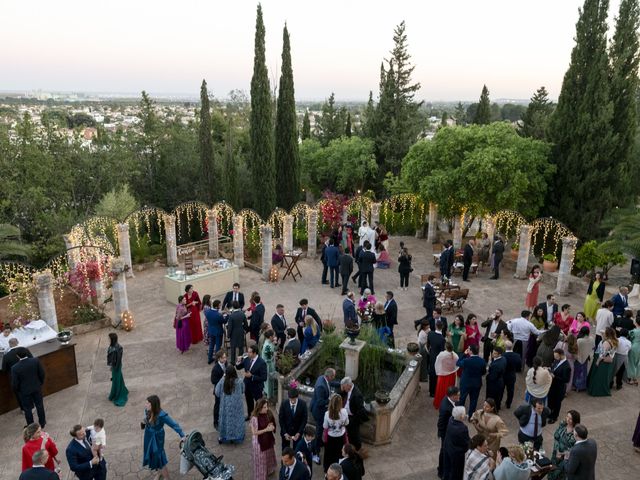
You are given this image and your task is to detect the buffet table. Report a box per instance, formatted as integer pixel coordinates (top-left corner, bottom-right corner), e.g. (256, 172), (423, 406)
(164, 263), (240, 305)
(0, 339), (78, 414)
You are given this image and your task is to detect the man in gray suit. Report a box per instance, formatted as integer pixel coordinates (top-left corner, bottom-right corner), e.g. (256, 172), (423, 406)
(565, 424), (597, 480)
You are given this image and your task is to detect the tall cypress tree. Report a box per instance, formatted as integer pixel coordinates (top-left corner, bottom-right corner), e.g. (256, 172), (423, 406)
(275, 24), (300, 210)
(224, 118), (239, 209)
(473, 85), (491, 125)
(610, 0), (640, 207)
(547, 0), (615, 239)
(199, 79), (215, 204)
(454, 102), (466, 125)
(362, 91), (376, 138)
(249, 3), (275, 217)
(345, 113), (352, 137)
(301, 111), (311, 140)
(519, 86), (554, 140)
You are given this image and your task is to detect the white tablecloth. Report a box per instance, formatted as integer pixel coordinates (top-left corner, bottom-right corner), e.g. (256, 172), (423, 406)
(0, 320), (58, 351)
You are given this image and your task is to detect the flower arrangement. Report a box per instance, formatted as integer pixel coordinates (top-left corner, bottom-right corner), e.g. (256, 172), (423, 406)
(288, 379), (299, 390)
(322, 319), (336, 333)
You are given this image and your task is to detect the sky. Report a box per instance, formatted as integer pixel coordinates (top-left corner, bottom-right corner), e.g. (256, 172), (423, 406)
(0, 0), (625, 101)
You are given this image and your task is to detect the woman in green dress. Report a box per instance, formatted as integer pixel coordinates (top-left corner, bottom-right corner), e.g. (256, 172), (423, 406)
(583, 272), (605, 321)
(587, 327), (618, 397)
(261, 329), (276, 399)
(548, 410), (580, 480)
(627, 317), (640, 385)
(107, 332), (128, 406)
(448, 314), (466, 356)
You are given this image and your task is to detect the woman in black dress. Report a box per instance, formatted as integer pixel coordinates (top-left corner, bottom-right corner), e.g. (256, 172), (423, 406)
(339, 443), (365, 480)
(398, 247), (413, 291)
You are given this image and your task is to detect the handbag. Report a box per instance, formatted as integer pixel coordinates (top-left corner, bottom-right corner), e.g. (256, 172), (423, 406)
(177, 319), (183, 329)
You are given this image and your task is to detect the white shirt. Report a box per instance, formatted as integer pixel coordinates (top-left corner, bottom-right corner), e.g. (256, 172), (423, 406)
(507, 317), (544, 342)
(323, 408), (349, 437)
(617, 337), (632, 356)
(546, 303), (554, 327)
(87, 426), (106, 447)
(284, 459), (297, 478)
(595, 308), (614, 336)
(345, 388), (353, 416)
(418, 330), (428, 346)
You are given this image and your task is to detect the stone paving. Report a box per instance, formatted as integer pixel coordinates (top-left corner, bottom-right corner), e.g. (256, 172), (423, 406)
(1, 236), (639, 479)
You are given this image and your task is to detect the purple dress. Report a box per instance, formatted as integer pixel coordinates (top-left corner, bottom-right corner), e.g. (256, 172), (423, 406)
(175, 304), (192, 353)
(633, 411), (640, 448)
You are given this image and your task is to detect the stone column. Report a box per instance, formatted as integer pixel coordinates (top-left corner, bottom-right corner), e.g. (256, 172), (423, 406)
(283, 215), (294, 253)
(111, 257), (129, 327)
(556, 237), (577, 296)
(340, 338), (366, 380)
(90, 278), (105, 307)
(207, 209), (219, 259)
(370, 202), (381, 226)
(163, 214), (178, 267)
(341, 206), (348, 224)
(62, 235), (77, 271)
(116, 223), (134, 278)
(307, 209), (318, 259)
(427, 203), (438, 244)
(485, 216), (496, 241)
(261, 225), (273, 281)
(452, 214), (463, 249)
(514, 224), (532, 279)
(35, 271), (58, 332)
(232, 215), (245, 267)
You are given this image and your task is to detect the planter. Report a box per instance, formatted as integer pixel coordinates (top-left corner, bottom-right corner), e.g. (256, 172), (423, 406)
(375, 390), (391, 404)
(510, 250), (519, 261)
(345, 327), (361, 345)
(543, 260), (558, 272)
(57, 330), (73, 345)
(406, 342), (419, 355)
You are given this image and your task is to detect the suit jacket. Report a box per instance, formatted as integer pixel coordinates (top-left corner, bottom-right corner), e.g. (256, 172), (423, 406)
(463, 244), (474, 264)
(66, 438), (102, 480)
(343, 299), (357, 327)
(514, 404), (551, 429)
(295, 307), (322, 330)
(437, 397), (455, 439)
(427, 331), (446, 370)
(279, 459), (310, 480)
(439, 248), (451, 272)
(486, 356), (506, 385)
(310, 375), (332, 419)
(278, 398), (308, 438)
(565, 438), (597, 480)
(227, 310), (248, 347)
(480, 318), (509, 344)
(18, 467), (59, 480)
(222, 291), (245, 310)
(249, 303), (266, 338)
(443, 418), (470, 457)
(492, 240), (505, 261)
(429, 315), (448, 336)
(294, 437), (314, 477)
(339, 254), (354, 276)
(12, 357), (45, 396)
(271, 314), (287, 344)
(340, 457), (365, 480)
(204, 308), (226, 336)
(384, 299), (398, 326)
(503, 351), (522, 382)
(456, 355), (487, 389)
(610, 293), (629, 318)
(325, 245), (340, 268)
(423, 283), (436, 310)
(549, 360), (572, 395)
(343, 385), (368, 424)
(1, 346), (33, 373)
(210, 361), (227, 395)
(241, 356), (267, 398)
(359, 250), (376, 273)
(537, 302), (559, 327)
(284, 338), (301, 357)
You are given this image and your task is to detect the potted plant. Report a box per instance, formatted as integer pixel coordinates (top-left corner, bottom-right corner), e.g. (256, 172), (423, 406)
(406, 342), (420, 355)
(510, 242), (520, 261)
(543, 254), (558, 272)
(276, 351), (297, 375)
(322, 319), (336, 334)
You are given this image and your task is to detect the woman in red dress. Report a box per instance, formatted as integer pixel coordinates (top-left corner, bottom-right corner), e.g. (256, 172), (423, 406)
(464, 314), (482, 350)
(554, 304), (574, 336)
(184, 284), (203, 344)
(525, 265), (543, 310)
(433, 342), (459, 409)
(22, 423), (60, 472)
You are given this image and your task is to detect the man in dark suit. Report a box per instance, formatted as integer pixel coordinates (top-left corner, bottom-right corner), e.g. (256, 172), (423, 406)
(239, 344), (267, 419)
(358, 241), (376, 294)
(12, 350), (46, 428)
(427, 321), (446, 397)
(295, 426), (316, 477)
(456, 344), (487, 416)
(565, 424), (597, 480)
(325, 239), (341, 288)
(222, 282), (245, 310)
(19, 449), (59, 480)
(514, 398), (551, 451)
(295, 299), (322, 343)
(429, 308), (448, 336)
(205, 299), (226, 363)
(339, 248), (354, 295)
(610, 286), (629, 318)
(480, 309), (508, 362)
(227, 302), (248, 363)
(2, 337), (33, 412)
(284, 328), (301, 357)
(279, 446), (311, 480)
(249, 295), (266, 342)
(423, 275), (436, 319)
(485, 346), (507, 411)
(443, 406), (470, 480)
(309, 368), (336, 463)
(439, 240), (453, 278)
(437, 386), (460, 479)
(66, 424), (103, 480)
(210, 350), (227, 430)
(342, 292), (357, 328)
(489, 236), (505, 279)
(502, 341), (522, 409)
(462, 239), (475, 281)
(278, 389), (308, 450)
(320, 237), (330, 285)
(537, 294), (559, 328)
(547, 348), (572, 423)
(271, 304), (288, 349)
(384, 291), (398, 346)
(340, 377), (368, 450)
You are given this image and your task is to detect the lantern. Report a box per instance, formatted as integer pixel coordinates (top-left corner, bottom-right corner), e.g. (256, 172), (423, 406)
(269, 265), (279, 283)
(121, 310), (135, 331)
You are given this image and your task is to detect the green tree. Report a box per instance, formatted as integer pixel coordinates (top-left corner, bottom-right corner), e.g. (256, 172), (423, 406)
(473, 85), (491, 124)
(315, 93), (344, 146)
(0, 224), (30, 260)
(547, 0), (616, 239)
(362, 91), (376, 138)
(454, 102), (466, 125)
(199, 79), (215, 204)
(301, 110), (311, 140)
(345, 113), (352, 137)
(519, 86), (554, 139)
(249, 3), (275, 217)
(224, 118), (239, 209)
(441, 111), (449, 127)
(95, 184), (139, 221)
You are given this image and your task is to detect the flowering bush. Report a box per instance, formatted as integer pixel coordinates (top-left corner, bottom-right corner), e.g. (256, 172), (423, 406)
(66, 256), (112, 302)
(319, 191), (349, 230)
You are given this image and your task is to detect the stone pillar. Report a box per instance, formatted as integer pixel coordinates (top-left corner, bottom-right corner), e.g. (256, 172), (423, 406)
(35, 271), (58, 332)
(62, 235), (77, 271)
(90, 278), (105, 307)
(485, 216), (496, 241)
(207, 209), (219, 259)
(110, 257), (129, 327)
(556, 237), (577, 296)
(260, 225), (273, 281)
(116, 223), (134, 278)
(307, 209), (318, 259)
(370, 202), (381, 226)
(341, 206), (348, 224)
(163, 215), (178, 267)
(452, 214), (463, 249)
(340, 338), (366, 380)
(514, 225), (532, 279)
(283, 215), (294, 253)
(427, 203), (438, 244)
(232, 215), (245, 267)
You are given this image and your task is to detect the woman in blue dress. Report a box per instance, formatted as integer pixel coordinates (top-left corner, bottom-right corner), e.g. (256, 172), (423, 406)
(142, 395), (185, 479)
(301, 315), (320, 354)
(215, 365), (246, 444)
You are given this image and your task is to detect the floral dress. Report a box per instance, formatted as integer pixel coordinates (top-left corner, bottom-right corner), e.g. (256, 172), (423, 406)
(548, 421), (576, 480)
(261, 338), (276, 398)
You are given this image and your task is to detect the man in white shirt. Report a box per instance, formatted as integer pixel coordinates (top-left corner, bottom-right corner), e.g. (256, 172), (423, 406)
(507, 310), (545, 369)
(594, 300), (614, 348)
(613, 331), (632, 390)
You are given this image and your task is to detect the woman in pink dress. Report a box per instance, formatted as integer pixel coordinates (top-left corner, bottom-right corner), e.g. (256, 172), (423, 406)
(464, 314), (482, 350)
(569, 311), (591, 336)
(184, 284), (204, 344)
(174, 295), (192, 353)
(251, 398), (277, 480)
(525, 265), (543, 310)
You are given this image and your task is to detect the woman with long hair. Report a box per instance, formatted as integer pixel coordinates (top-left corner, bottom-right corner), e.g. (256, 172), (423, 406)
(470, 399), (508, 458)
(22, 423), (60, 472)
(572, 326), (595, 392)
(339, 443), (365, 480)
(174, 295), (192, 353)
(397, 247), (413, 290)
(554, 304), (574, 336)
(433, 342), (459, 409)
(322, 393), (349, 472)
(215, 365), (245, 444)
(627, 316), (640, 386)
(569, 311), (590, 337)
(548, 410), (581, 480)
(560, 334), (579, 394)
(418, 319), (430, 382)
(301, 315), (320, 354)
(250, 398), (277, 480)
(587, 326), (618, 397)
(142, 395), (185, 480)
(184, 284), (203, 344)
(464, 314), (482, 350)
(107, 332), (128, 406)
(584, 272), (605, 321)
(525, 356), (552, 404)
(526, 307), (547, 367)
(448, 314), (467, 357)
(261, 330), (276, 398)
(525, 265), (543, 310)
(536, 325), (562, 367)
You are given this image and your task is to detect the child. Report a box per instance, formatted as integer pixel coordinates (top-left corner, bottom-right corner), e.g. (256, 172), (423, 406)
(294, 425), (315, 476)
(87, 418), (106, 453)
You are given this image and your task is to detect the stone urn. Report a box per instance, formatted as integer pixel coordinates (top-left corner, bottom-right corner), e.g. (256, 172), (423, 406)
(406, 342), (420, 355)
(375, 390), (391, 405)
(345, 326), (361, 345)
(57, 331), (73, 345)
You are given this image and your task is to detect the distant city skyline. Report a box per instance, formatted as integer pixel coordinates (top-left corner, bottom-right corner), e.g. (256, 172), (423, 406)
(0, 0), (625, 101)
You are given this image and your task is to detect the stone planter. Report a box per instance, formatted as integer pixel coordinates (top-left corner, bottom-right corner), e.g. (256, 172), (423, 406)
(67, 316), (111, 336)
(543, 260), (558, 272)
(510, 250), (519, 261)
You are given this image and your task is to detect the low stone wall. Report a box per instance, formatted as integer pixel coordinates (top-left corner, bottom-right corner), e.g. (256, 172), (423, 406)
(66, 316), (112, 335)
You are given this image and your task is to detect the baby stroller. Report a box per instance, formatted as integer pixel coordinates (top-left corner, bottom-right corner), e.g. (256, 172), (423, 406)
(181, 430), (235, 480)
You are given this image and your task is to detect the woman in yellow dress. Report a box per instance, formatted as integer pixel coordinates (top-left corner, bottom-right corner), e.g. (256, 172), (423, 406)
(583, 272), (605, 321)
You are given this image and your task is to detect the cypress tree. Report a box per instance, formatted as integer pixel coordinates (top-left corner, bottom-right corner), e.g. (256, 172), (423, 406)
(224, 118), (239, 209)
(441, 111), (448, 127)
(199, 79), (215, 204)
(454, 102), (466, 125)
(547, 0), (615, 239)
(345, 113), (352, 137)
(249, 3), (275, 217)
(316, 93), (343, 146)
(275, 24), (300, 210)
(519, 86), (554, 140)
(301, 111), (311, 140)
(473, 85), (491, 125)
(610, 0), (640, 207)
(362, 91), (376, 138)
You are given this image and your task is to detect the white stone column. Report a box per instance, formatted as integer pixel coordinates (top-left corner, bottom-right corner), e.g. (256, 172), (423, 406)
(207, 209), (219, 259)
(283, 215), (294, 253)
(427, 203), (438, 244)
(514, 224), (532, 279)
(261, 225), (273, 281)
(35, 271), (58, 332)
(116, 223), (134, 278)
(485, 216), (496, 242)
(163, 214), (178, 267)
(340, 338), (366, 380)
(111, 257), (129, 327)
(232, 215), (245, 267)
(62, 235), (77, 271)
(453, 214), (463, 249)
(341, 206), (348, 224)
(370, 202), (381, 226)
(307, 209), (318, 259)
(89, 278), (105, 307)
(556, 237), (578, 296)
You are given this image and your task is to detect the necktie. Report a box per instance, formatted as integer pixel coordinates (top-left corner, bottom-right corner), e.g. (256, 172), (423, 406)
(234, 292), (238, 303)
(291, 403), (296, 414)
(533, 413), (539, 438)
(83, 439), (92, 451)
(303, 309), (307, 319)
(284, 466), (291, 480)
(282, 315), (286, 327)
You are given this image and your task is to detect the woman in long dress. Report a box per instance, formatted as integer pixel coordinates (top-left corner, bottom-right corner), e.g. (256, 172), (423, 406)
(261, 330), (276, 399)
(633, 411), (640, 454)
(627, 317), (640, 385)
(418, 319), (430, 382)
(464, 314), (482, 350)
(569, 311), (591, 337)
(527, 307), (547, 367)
(536, 325), (562, 367)
(548, 410), (580, 480)
(184, 284), (204, 345)
(478, 233), (491, 268)
(250, 398), (277, 480)
(448, 315), (466, 357)
(323, 393), (349, 472)
(215, 365), (245, 444)
(583, 272), (605, 321)
(572, 326), (594, 391)
(142, 395), (185, 479)
(525, 265), (543, 310)
(587, 326), (618, 397)
(469, 399), (508, 458)
(174, 295), (192, 353)
(525, 356), (552, 404)
(433, 342), (459, 409)
(301, 315), (320, 354)
(107, 332), (128, 406)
